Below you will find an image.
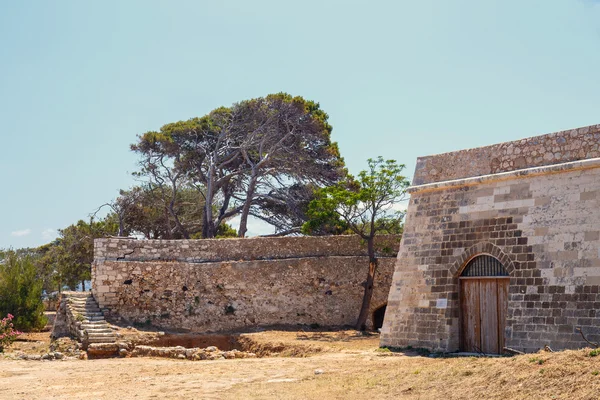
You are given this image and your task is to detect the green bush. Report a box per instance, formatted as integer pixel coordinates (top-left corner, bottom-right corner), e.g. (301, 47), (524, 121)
(0, 313), (21, 352)
(0, 251), (47, 331)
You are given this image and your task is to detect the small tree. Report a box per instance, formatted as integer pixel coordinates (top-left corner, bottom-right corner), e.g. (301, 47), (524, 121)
(303, 157), (409, 330)
(36, 218), (117, 292)
(0, 251), (47, 331)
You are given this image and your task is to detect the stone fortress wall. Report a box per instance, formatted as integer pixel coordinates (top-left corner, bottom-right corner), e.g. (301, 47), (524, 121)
(381, 124), (600, 353)
(412, 124), (600, 186)
(92, 235), (400, 332)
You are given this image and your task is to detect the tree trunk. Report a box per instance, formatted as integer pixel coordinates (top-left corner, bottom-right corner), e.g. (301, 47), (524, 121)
(163, 206), (173, 239)
(203, 165), (216, 238)
(168, 200), (189, 239)
(168, 178), (189, 239)
(118, 214), (124, 237)
(214, 183), (233, 232)
(202, 164), (216, 239)
(81, 280), (85, 292)
(355, 236), (378, 330)
(238, 173), (258, 237)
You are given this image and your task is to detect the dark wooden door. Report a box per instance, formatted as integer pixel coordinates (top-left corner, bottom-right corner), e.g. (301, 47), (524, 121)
(460, 278), (509, 354)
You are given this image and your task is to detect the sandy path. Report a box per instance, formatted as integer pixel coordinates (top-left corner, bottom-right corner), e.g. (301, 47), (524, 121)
(0, 353), (360, 400)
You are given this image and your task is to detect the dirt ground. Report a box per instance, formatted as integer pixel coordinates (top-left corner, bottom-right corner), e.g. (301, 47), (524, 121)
(2, 330), (600, 399)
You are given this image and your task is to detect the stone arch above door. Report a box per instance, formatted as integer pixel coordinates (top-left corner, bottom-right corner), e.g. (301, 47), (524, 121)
(450, 242), (515, 278)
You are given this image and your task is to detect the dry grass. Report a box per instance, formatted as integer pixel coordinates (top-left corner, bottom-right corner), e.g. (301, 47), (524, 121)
(2, 330), (600, 399)
(7, 332), (52, 355)
(225, 348), (600, 399)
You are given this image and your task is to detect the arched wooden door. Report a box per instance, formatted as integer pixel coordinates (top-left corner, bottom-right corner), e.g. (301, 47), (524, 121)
(460, 255), (509, 354)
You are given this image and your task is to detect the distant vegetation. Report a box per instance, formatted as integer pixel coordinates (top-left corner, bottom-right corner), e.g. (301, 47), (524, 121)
(2, 93), (408, 332)
(0, 251), (47, 331)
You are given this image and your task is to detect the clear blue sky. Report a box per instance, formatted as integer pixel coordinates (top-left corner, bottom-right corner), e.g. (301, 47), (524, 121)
(2, 0), (599, 249)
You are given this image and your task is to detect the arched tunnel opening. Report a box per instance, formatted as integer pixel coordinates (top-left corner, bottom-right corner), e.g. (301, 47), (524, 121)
(372, 304), (387, 331)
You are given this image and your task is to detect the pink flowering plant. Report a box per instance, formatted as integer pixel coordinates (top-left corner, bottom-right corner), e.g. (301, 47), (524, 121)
(0, 314), (22, 352)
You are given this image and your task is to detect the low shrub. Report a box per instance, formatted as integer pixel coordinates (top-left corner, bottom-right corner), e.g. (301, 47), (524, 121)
(0, 314), (22, 352)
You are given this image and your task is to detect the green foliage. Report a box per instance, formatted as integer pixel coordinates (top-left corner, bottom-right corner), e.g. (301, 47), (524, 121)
(0, 251), (47, 331)
(375, 347), (392, 353)
(37, 218), (116, 292)
(302, 157), (409, 239)
(117, 185), (205, 239)
(131, 93), (346, 238)
(215, 223), (238, 238)
(589, 349), (600, 357)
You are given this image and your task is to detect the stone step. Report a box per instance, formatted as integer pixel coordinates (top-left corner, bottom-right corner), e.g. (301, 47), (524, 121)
(73, 311), (103, 317)
(70, 304), (99, 310)
(81, 314), (104, 319)
(81, 319), (106, 324)
(87, 332), (116, 338)
(70, 301), (98, 307)
(68, 294), (93, 300)
(64, 293), (117, 345)
(87, 337), (117, 343)
(86, 328), (114, 334)
(71, 310), (103, 317)
(82, 327), (110, 332)
(69, 305), (101, 311)
(87, 333), (117, 339)
(80, 319), (107, 324)
(81, 323), (110, 329)
(70, 304), (99, 309)
(82, 325), (110, 331)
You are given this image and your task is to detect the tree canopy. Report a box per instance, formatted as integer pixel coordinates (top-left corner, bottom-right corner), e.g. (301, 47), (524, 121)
(132, 93), (345, 238)
(36, 218), (117, 292)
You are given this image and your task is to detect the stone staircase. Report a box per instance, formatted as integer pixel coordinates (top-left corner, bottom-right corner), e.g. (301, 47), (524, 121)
(52, 292), (117, 348)
(68, 292), (116, 346)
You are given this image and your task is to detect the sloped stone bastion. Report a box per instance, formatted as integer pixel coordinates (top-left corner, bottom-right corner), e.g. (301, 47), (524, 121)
(381, 124), (600, 353)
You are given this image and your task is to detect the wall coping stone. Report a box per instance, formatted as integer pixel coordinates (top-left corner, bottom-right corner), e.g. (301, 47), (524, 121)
(413, 124), (600, 185)
(94, 234), (401, 263)
(408, 156), (600, 194)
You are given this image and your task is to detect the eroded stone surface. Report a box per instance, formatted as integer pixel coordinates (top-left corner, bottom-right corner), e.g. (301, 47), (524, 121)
(93, 235), (399, 331)
(130, 345), (256, 360)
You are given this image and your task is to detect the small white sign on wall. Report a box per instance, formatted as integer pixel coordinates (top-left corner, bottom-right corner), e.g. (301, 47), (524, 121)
(436, 298), (448, 309)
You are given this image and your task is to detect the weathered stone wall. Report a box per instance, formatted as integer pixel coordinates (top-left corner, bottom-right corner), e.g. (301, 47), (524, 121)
(413, 124), (600, 185)
(51, 292), (87, 342)
(92, 235), (399, 332)
(94, 234), (400, 263)
(381, 141), (600, 352)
